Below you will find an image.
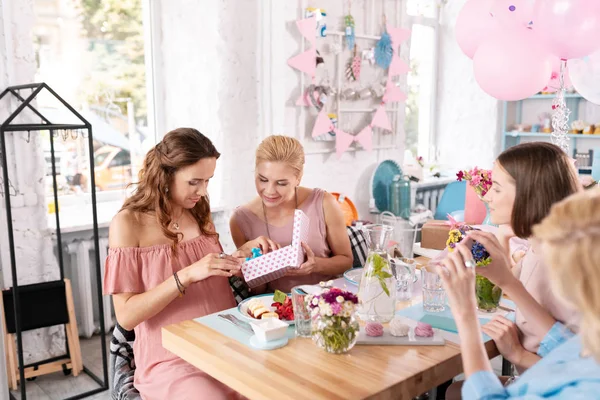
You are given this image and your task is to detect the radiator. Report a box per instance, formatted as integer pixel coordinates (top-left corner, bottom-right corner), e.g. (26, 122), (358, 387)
(64, 238), (115, 338)
(415, 183), (448, 216)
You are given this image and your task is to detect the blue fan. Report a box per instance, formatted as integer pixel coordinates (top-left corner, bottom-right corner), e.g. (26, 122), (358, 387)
(371, 160), (402, 212)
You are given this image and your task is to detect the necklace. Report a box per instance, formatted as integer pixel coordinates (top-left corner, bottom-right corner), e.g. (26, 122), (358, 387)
(171, 210), (185, 230)
(261, 188), (299, 239)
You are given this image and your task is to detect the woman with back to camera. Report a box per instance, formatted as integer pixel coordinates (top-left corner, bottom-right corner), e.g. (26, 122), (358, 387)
(105, 128), (258, 399)
(441, 189), (600, 399)
(230, 135), (353, 293)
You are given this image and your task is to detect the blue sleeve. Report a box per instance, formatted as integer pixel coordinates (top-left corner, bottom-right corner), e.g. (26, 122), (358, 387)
(537, 322), (575, 358)
(462, 371), (507, 400)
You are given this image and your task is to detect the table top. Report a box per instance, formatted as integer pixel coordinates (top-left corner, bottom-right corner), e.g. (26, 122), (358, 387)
(162, 256), (499, 400)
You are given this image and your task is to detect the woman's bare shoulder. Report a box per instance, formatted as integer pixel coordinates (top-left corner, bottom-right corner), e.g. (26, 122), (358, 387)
(109, 209), (142, 248)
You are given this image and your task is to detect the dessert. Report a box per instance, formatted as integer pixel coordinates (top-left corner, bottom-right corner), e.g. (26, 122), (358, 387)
(261, 312), (280, 319)
(247, 299), (270, 319)
(365, 322), (384, 337)
(414, 322), (434, 337)
(389, 318), (410, 337)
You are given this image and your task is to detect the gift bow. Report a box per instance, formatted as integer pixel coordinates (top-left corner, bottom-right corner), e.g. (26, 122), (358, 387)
(446, 214), (466, 230)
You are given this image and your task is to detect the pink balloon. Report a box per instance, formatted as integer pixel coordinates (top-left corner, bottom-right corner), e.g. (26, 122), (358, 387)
(490, 0), (535, 28)
(543, 56), (573, 93)
(533, 0), (600, 60)
(473, 27), (553, 100)
(455, 0), (498, 59)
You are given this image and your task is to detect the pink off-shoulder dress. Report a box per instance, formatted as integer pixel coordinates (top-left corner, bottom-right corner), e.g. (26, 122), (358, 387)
(103, 235), (240, 400)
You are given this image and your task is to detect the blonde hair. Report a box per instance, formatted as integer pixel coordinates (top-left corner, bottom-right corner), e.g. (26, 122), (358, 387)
(255, 135), (305, 176)
(532, 188), (600, 361)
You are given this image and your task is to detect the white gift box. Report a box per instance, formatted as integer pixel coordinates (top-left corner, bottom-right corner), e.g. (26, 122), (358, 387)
(242, 210), (310, 288)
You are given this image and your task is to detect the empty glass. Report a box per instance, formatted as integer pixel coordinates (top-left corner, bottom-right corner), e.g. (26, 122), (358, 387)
(391, 257), (416, 301)
(291, 286), (311, 337)
(422, 268), (445, 312)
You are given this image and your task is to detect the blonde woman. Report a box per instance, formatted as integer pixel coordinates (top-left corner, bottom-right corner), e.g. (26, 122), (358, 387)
(442, 189), (600, 399)
(230, 135), (353, 293)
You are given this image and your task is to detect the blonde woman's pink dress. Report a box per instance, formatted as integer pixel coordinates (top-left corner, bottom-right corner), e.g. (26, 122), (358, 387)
(104, 235), (241, 400)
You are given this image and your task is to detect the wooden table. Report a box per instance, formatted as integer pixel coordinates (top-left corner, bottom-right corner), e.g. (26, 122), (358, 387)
(162, 255), (500, 399)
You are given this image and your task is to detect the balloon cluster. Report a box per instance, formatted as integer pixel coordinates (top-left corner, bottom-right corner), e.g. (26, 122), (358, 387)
(456, 0), (600, 103)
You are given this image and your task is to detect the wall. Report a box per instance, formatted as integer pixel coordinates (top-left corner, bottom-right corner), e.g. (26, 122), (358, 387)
(0, 0), (65, 367)
(157, 0), (408, 245)
(435, 0), (500, 170)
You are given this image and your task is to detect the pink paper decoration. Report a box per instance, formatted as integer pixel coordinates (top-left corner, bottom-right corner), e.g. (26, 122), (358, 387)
(335, 126), (373, 158)
(295, 92), (311, 106)
(386, 24), (411, 49)
(241, 210), (310, 288)
(388, 55), (410, 77)
(371, 106), (392, 131)
(287, 48), (317, 76)
(296, 16), (317, 47)
(311, 109), (334, 138)
(383, 79), (407, 103)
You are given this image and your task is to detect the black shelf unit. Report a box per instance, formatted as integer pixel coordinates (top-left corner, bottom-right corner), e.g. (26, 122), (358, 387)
(0, 83), (108, 399)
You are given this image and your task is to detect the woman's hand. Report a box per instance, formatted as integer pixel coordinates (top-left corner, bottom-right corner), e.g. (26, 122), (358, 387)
(438, 242), (478, 319)
(482, 316), (526, 365)
(285, 242), (316, 276)
(181, 253), (242, 285)
(244, 236), (280, 254)
(465, 230), (518, 289)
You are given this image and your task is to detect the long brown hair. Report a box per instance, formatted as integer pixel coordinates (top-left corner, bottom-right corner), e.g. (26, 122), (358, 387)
(121, 128), (220, 251)
(497, 142), (580, 238)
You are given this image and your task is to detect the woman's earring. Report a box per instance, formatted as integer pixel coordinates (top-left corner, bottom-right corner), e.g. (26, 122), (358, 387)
(166, 188), (169, 193)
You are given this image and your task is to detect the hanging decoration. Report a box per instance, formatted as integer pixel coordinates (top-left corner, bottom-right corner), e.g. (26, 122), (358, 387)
(345, 45), (361, 81)
(289, 11), (411, 157)
(375, 17), (394, 69)
(550, 60), (571, 152)
(288, 16), (317, 78)
(345, 15), (355, 50)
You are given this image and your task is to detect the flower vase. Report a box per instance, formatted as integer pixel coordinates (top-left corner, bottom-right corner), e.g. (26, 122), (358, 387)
(311, 311), (360, 354)
(482, 202), (495, 226)
(475, 275), (502, 313)
(464, 184), (486, 225)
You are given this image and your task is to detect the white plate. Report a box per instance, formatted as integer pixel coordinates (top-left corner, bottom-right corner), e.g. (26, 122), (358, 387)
(343, 267), (419, 286)
(237, 294), (295, 325)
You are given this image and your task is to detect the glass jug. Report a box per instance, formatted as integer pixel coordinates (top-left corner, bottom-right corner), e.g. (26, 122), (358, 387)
(357, 224), (396, 323)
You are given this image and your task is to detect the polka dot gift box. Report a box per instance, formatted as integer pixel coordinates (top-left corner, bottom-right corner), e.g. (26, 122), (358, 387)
(241, 210), (310, 288)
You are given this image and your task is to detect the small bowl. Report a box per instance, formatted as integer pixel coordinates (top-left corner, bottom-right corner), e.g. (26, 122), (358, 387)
(250, 318), (288, 343)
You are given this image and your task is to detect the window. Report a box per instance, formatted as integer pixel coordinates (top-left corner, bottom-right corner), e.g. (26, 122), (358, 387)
(109, 150), (131, 168)
(404, 0), (441, 163)
(33, 0), (155, 229)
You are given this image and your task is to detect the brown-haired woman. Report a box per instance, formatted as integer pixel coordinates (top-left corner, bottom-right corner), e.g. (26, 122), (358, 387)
(104, 128), (248, 399)
(449, 142), (581, 391)
(230, 135), (353, 293)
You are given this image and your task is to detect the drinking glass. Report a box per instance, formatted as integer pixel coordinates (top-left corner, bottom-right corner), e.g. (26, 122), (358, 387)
(391, 257), (416, 301)
(422, 268), (446, 312)
(291, 286), (311, 337)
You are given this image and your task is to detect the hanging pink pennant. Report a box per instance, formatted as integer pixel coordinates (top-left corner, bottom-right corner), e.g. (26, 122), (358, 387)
(388, 55), (410, 76)
(288, 48), (316, 76)
(355, 125), (373, 151)
(383, 79), (407, 103)
(335, 129), (354, 158)
(371, 106), (392, 131)
(296, 16), (317, 47)
(386, 24), (411, 49)
(312, 109), (334, 138)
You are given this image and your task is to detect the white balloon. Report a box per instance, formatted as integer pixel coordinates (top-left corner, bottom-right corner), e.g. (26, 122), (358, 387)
(569, 50), (600, 105)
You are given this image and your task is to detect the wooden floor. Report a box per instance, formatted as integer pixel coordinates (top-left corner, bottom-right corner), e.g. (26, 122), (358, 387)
(9, 333), (112, 400)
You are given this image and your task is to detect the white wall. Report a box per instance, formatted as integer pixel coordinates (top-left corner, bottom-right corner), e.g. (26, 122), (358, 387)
(435, 0), (500, 170)
(0, 0), (65, 367)
(158, 0), (407, 236)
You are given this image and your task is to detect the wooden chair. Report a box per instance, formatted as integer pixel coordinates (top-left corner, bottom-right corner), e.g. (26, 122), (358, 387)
(1, 279), (83, 390)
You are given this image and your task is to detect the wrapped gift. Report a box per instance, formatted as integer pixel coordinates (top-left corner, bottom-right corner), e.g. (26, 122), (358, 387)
(421, 220), (451, 250)
(242, 210), (310, 288)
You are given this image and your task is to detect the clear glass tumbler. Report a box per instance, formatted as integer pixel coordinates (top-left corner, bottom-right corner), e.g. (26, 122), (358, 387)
(422, 268), (446, 313)
(291, 286), (311, 337)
